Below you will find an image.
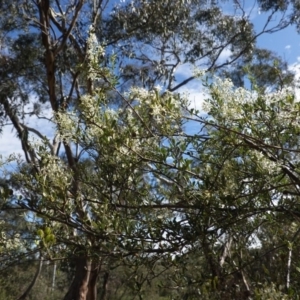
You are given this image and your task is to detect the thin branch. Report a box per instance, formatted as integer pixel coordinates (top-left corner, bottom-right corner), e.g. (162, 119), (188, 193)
(17, 254), (43, 300)
(286, 246), (292, 290)
(54, 0), (84, 55)
(20, 123), (54, 153)
(112, 86), (155, 137)
(219, 235), (232, 267)
(0, 97), (38, 166)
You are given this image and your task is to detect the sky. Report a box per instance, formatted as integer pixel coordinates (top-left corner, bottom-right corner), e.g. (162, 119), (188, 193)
(1, 2), (300, 159)
(178, 6), (300, 105)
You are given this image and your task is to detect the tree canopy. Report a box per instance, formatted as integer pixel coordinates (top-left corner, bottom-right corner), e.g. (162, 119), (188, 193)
(1, 0), (300, 299)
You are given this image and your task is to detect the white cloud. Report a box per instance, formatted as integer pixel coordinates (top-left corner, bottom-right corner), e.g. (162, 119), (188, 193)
(175, 63), (194, 79)
(187, 90), (207, 110)
(174, 64), (207, 110)
(288, 61), (300, 100)
(217, 48), (232, 64)
(179, 85), (207, 111)
(285, 45), (291, 50)
(0, 125), (24, 157)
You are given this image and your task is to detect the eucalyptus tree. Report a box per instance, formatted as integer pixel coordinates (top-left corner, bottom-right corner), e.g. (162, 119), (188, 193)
(0, 0), (299, 299)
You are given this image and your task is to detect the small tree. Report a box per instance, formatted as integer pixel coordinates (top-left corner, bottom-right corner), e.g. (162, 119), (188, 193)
(1, 0), (300, 299)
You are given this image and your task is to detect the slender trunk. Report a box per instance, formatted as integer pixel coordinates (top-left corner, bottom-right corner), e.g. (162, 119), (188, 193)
(219, 236), (232, 267)
(287, 247), (292, 290)
(64, 256), (100, 300)
(99, 271), (109, 300)
(18, 256), (43, 300)
(51, 262), (57, 292)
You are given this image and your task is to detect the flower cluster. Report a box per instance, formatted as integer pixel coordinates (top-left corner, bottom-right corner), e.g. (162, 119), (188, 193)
(0, 224), (22, 253)
(86, 26), (105, 80)
(55, 111), (79, 142)
(251, 150), (280, 175)
(203, 77), (255, 120)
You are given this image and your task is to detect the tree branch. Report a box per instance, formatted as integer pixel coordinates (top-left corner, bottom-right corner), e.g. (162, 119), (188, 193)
(17, 255), (43, 300)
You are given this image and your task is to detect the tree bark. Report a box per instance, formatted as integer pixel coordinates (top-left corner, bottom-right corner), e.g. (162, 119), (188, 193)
(64, 256), (100, 300)
(99, 271), (109, 300)
(87, 261), (100, 300)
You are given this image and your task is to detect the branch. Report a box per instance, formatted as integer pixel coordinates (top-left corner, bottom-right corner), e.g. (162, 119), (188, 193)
(286, 245), (292, 290)
(17, 255), (43, 300)
(0, 97), (38, 165)
(54, 0), (84, 55)
(20, 123), (54, 153)
(219, 235), (232, 267)
(169, 76), (195, 92)
(49, 10), (84, 60)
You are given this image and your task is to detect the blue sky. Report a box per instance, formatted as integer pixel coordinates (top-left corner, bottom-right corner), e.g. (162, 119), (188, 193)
(176, 5), (300, 108)
(1, 3), (300, 158)
(255, 17), (299, 64)
(174, 4), (300, 135)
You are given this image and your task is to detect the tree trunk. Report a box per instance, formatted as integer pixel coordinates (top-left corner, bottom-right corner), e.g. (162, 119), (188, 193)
(64, 256), (99, 300)
(99, 271), (109, 300)
(87, 262), (100, 300)
(18, 255), (43, 300)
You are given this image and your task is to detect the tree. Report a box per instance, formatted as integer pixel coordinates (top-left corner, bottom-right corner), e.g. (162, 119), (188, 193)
(191, 76), (300, 298)
(1, 0), (300, 299)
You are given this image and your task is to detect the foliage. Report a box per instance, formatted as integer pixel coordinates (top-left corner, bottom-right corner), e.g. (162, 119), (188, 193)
(1, 0), (300, 299)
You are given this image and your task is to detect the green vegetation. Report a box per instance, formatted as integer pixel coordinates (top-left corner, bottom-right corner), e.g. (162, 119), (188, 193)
(1, 0), (300, 299)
